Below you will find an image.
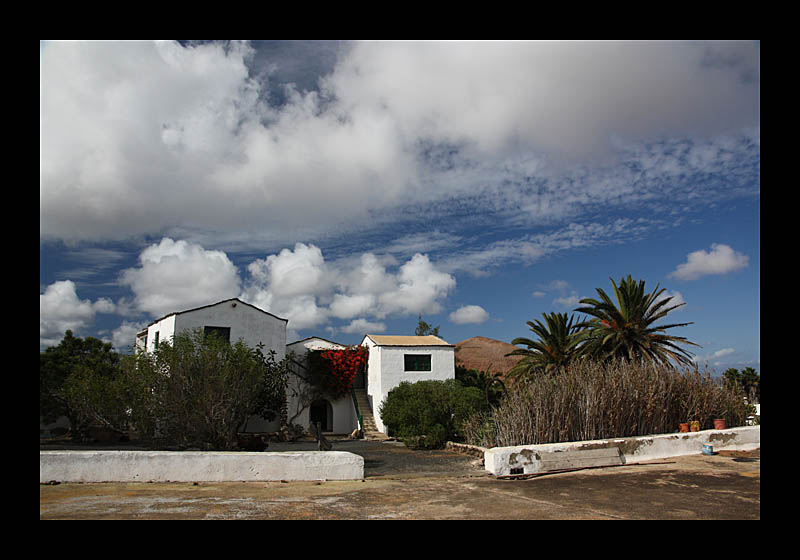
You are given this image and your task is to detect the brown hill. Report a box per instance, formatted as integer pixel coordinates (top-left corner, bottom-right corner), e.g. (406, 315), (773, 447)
(454, 336), (524, 377)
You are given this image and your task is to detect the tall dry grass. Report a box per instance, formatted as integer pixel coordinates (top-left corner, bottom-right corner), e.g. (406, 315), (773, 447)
(462, 360), (749, 448)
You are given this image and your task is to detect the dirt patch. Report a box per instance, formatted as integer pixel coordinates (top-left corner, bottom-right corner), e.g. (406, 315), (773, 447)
(40, 451), (760, 519)
(717, 448), (760, 459)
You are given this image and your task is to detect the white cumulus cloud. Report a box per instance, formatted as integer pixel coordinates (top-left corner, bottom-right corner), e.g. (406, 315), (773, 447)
(669, 243), (749, 281)
(693, 347), (737, 366)
(119, 237), (241, 317)
(329, 293), (377, 320)
(240, 243), (455, 333)
(449, 305), (490, 325)
(247, 243), (330, 298)
(341, 318), (387, 334)
(40, 280), (116, 348)
(378, 254), (456, 317)
(110, 321), (146, 352)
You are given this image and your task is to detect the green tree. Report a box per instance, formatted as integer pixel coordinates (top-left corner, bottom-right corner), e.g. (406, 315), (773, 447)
(505, 312), (584, 380)
(415, 315), (440, 337)
(130, 329), (290, 450)
(575, 275), (699, 367)
(724, 367), (760, 402)
(40, 330), (122, 436)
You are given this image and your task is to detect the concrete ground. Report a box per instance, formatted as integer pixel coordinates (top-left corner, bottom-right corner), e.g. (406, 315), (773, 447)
(39, 440), (759, 520)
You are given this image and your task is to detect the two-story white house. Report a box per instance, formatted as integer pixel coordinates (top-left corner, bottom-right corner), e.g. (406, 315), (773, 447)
(360, 334), (456, 434)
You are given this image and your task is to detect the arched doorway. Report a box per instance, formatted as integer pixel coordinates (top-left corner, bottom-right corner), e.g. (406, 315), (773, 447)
(310, 399), (333, 432)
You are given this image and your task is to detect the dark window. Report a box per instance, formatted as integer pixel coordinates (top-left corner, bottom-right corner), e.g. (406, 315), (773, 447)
(204, 326), (231, 342)
(154, 331), (159, 349)
(404, 354), (431, 372)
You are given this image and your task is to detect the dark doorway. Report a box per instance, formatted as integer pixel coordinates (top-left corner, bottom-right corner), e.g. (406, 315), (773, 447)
(353, 365), (365, 389)
(310, 400), (332, 432)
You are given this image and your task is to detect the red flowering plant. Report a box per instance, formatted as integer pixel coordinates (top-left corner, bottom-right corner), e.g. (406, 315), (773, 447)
(306, 346), (369, 400)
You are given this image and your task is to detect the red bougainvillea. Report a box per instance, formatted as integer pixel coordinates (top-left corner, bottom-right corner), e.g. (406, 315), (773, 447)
(320, 346), (369, 395)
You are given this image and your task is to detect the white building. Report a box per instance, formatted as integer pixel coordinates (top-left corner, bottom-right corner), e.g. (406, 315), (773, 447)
(136, 298), (287, 358)
(284, 337), (361, 435)
(360, 334), (456, 434)
(134, 300), (455, 437)
(135, 298), (289, 434)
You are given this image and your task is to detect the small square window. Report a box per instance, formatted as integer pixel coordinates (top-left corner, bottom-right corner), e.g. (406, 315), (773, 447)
(404, 354), (431, 372)
(204, 326), (231, 343)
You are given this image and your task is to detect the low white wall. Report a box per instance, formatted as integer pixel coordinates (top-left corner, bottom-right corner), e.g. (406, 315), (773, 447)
(484, 426), (760, 476)
(40, 450), (364, 483)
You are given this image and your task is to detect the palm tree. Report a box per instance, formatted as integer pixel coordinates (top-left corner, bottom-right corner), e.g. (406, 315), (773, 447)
(506, 312), (584, 380)
(574, 275), (699, 367)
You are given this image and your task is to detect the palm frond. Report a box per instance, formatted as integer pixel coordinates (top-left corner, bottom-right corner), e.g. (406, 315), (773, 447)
(572, 275), (700, 368)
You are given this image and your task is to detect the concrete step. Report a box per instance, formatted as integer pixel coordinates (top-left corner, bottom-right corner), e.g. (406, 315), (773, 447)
(353, 389), (383, 437)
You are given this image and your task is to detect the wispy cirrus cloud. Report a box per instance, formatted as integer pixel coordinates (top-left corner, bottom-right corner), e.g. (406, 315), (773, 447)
(437, 217), (655, 277)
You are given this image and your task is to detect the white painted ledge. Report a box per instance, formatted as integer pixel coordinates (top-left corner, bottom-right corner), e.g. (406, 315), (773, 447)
(40, 450), (364, 483)
(484, 426), (760, 476)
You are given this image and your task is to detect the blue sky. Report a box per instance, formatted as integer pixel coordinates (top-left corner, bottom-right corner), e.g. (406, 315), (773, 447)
(40, 40), (760, 374)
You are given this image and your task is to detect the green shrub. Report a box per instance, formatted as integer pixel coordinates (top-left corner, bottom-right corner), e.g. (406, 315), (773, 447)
(379, 379), (486, 448)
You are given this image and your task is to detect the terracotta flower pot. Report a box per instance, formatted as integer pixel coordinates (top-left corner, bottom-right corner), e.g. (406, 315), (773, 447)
(679, 423), (690, 433)
(689, 421), (700, 432)
(713, 418), (726, 430)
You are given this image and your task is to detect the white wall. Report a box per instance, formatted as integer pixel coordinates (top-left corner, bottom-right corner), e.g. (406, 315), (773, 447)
(363, 336), (382, 427)
(175, 300), (287, 360)
(484, 426), (761, 476)
(41, 450), (365, 482)
(141, 300), (287, 358)
(143, 315), (176, 353)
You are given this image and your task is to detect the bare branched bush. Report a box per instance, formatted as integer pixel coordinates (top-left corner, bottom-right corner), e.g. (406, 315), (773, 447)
(462, 360), (749, 448)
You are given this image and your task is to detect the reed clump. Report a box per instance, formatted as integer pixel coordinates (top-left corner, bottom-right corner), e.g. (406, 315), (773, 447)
(462, 359), (749, 448)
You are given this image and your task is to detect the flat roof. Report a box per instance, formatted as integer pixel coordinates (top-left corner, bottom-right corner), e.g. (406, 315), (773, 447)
(363, 334), (453, 347)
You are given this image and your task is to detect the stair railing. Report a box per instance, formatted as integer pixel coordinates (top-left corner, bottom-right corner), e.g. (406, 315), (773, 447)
(350, 387), (364, 432)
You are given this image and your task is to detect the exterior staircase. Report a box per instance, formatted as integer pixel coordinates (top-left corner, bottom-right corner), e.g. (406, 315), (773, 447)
(353, 388), (389, 440)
